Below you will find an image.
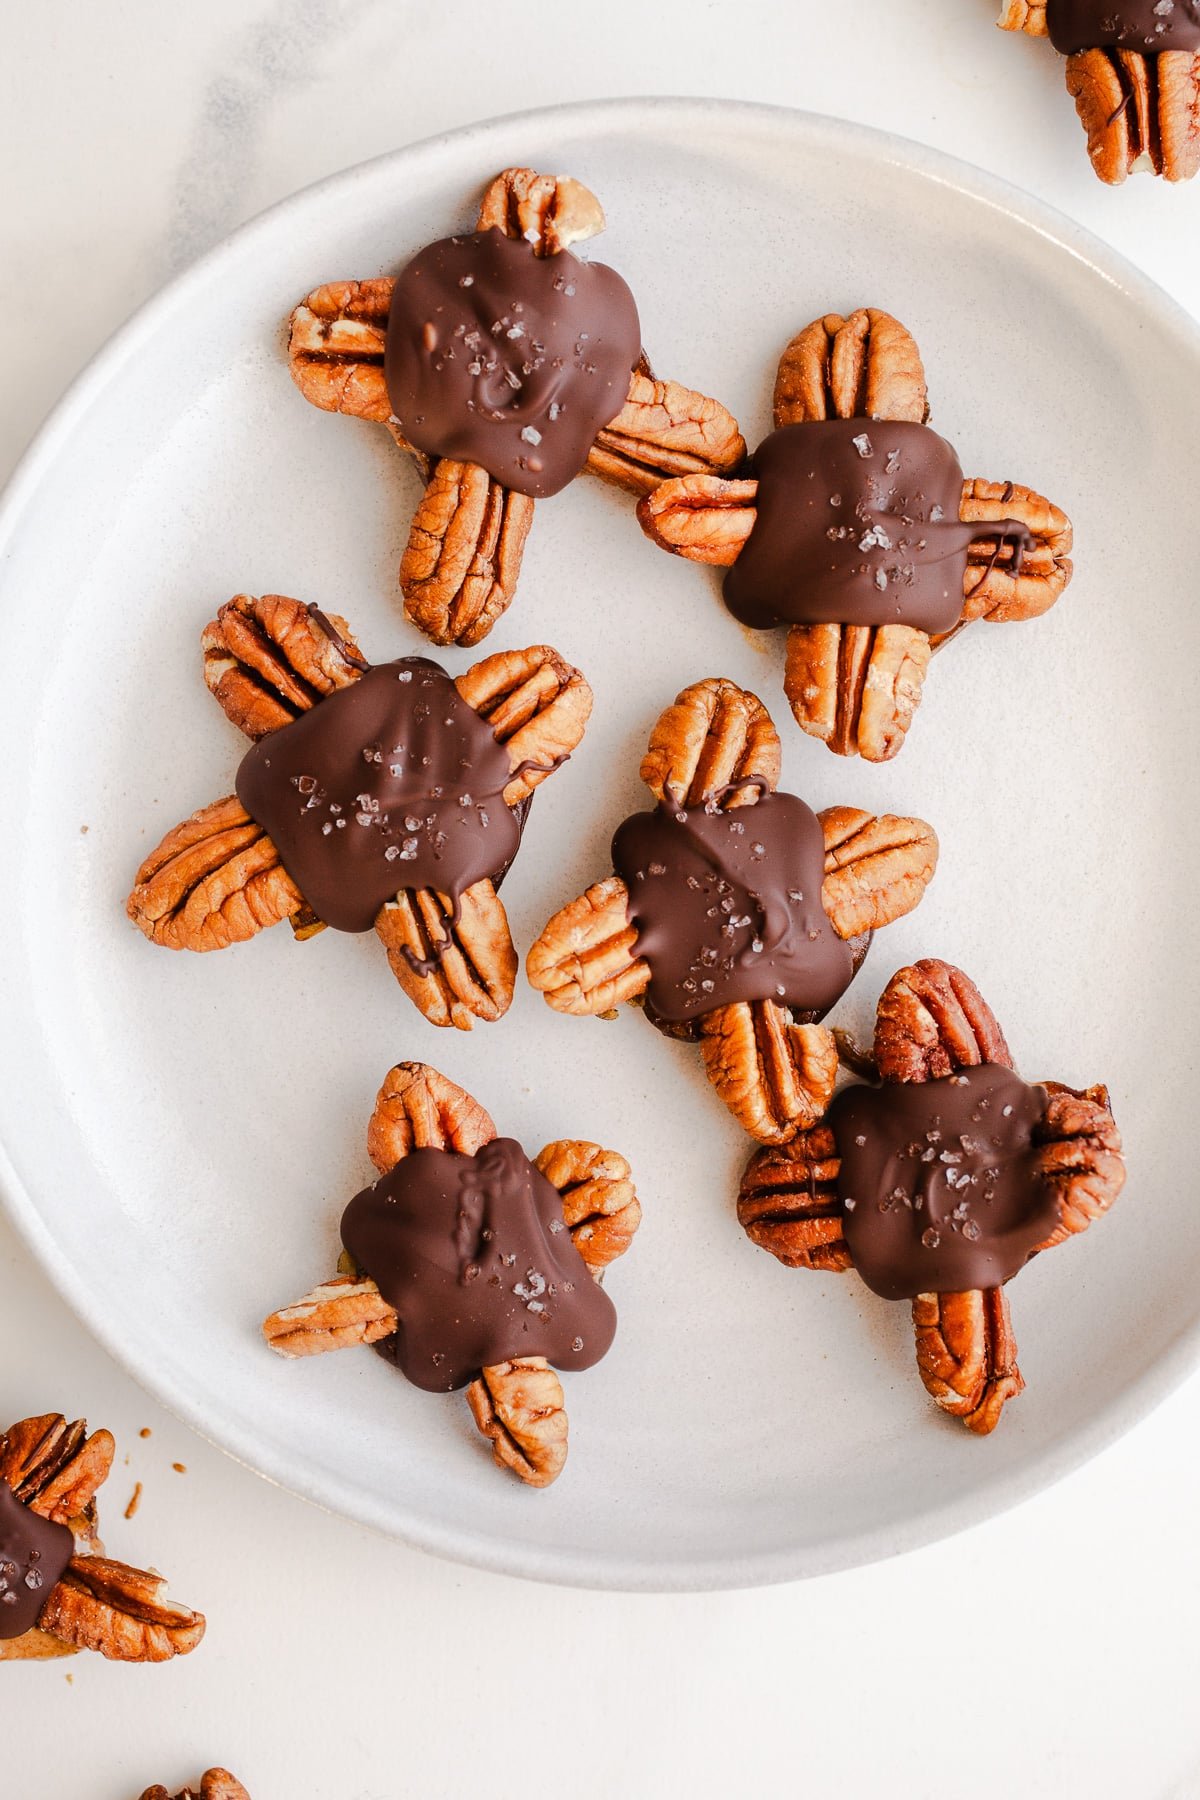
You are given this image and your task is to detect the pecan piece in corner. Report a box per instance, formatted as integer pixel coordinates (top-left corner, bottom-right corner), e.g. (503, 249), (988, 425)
(476, 167), (606, 254)
(0, 1413), (113, 1524)
(636, 473), (757, 566)
(773, 308), (929, 427)
(955, 480), (1073, 630)
(737, 1126), (850, 1271)
(374, 880), (517, 1029)
(203, 592), (365, 738)
(640, 675), (781, 809)
(127, 797), (303, 952)
(997, 1), (1047, 35)
(536, 1140), (642, 1274)
(819, 807), (939, 940)
(785, 622), (932, 764)
(526, 877), (649, 1017)
(139, 1770), (250, 1800)
(1065, 48), (1200, 184)
(287, 279), (393, 420)
(1032, 1082), (1125, 1247)
(39, 1556), (206, 1663)
(465, 1358), (568, 1490)
(588, 370), (747, 496)
(913, 1288), (1024, 1435)
(699, 1003), (839, 1144)
(874, 958), (1013, 1083)
(455, 643), (593, 804)
(368, 1061), (498, 1170)
(400, 458), (534, 647)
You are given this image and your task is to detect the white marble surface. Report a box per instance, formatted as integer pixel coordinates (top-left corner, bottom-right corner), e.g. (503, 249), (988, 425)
(2, 4), (1198, 1796)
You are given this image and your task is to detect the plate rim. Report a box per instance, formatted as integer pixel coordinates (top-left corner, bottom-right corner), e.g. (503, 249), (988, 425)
(1, 94), (1195, 1592)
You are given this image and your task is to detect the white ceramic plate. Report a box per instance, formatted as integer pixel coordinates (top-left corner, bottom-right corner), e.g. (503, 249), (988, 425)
(1, 99), (1194, 1591)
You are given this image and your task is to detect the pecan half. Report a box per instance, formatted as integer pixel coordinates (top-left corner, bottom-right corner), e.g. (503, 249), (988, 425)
(263, 1274), (398, 1357)
(476, 167), (605, 254)
(536, 1140), (642, 1273)
(399, 458), (535, 646)
(455, 644), (593, 805)
(874, 959), (1013, 1083)
(773, 309), (929, 427)
(785, 621), (932, 763)
(699, 1004), (839, 1144)
(956, 480), (1074, 629)
(1065, 48), (1200, 184)
(39, 1556), (205, 1663)
(912, 1288), (1024, 1435)
(737, 1125), (850, 1270)
(640, 676), (781, 809)
(374, 880), (517, 1030)
(203, 593), (365, 738)
(997, 1), (1047, 34)
(1033, 1081), (1125, 1247)
(0, 1413), (113, 1524)
(587, 370), (747, 496)
(464, 1358), (568, 1490)
(287, 279), (392, 420)
(127, 797), (303, 952)
(819, 808), (939, 940)
(526, 877), (649, 1017)
(139, 1770), (250, 1800)
(636, 473), (756, 566)
(366, 1061), (497, 1170)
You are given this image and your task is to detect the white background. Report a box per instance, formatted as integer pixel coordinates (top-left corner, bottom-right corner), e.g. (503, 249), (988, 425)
(2, 4), (1198, 1796)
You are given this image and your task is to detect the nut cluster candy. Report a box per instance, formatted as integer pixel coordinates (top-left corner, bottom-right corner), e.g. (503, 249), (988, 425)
(528, 676), (938, 1141)
(1000, 1), (1200, 182)
(0, 1413), (204, 1662)
(126, 595), (591, 1028)
(288, 165), (745, 645)
(263, 1062), (641, 1488)
(639, 309), (1073, 761)
(737, 960), (1125, 1431)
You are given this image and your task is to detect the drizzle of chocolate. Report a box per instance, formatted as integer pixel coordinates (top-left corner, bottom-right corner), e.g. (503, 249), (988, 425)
(340, 1139), (617, 1392)
(829, 1064), (1055, 1300)
(305, 604), (371, 672)
(0, 1480), (73, 1640)
(384, 229), (642, 499)
(611, 792), (854, 1025)
(723, 421), (1034, 637)
(236, 658), (521, 935)
(1047, 0), (1200, 53)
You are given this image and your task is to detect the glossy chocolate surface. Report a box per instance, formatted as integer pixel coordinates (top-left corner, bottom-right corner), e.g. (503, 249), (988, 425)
(236, 659), (519, 934)
(830, 1064), (1055, 1300)
(341, 1139), (616, 1392)
(385, 229), (641, 498)
(612, 792), (853, 1024)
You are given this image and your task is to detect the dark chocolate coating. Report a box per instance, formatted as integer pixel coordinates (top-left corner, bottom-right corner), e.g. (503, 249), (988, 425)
(611, 793), (854, 1025)
(1047, 0), (1200, 52)
(723, 421), (1032, 637)
(340, 1139), (617, 1392)
(829, 1064), (1055, 1300)
(0, 1480), (73, 1639)
(384, 230), (642, 498)
(236, 659), (520, 935)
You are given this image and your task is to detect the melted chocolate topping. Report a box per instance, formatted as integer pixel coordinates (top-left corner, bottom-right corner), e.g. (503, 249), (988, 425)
(611, 792), (854, 1025)
(1047, 0), (1200, 52)
(829, 1064), (1055, 1300)
(236, 658), (521, 935)
(340, 1139), (617, 1392)
(384, 229), (642, 499)
(723, 421), (1034, 637)
(0, 1480), (73, 1639)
